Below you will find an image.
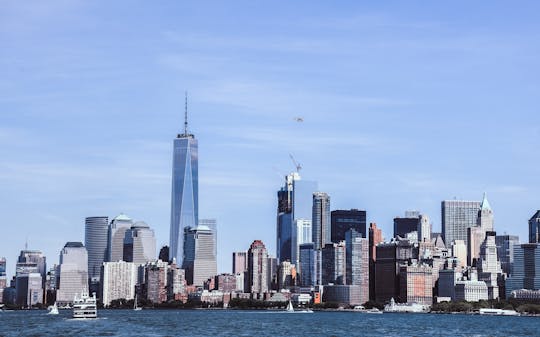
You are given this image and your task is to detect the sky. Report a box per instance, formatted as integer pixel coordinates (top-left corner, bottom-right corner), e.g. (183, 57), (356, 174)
(1, 1), (540, 278)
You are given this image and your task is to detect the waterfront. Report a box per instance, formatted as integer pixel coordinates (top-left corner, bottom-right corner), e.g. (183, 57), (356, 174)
(1, 310), (539, 337)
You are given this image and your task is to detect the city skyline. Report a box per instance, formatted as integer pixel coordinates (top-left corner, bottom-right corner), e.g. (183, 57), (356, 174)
(2, 1), (540, 279)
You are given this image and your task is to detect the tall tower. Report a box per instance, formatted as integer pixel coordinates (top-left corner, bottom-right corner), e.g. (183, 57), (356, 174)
(441, 199), (481, 248)
(85, 216), (108, 293)
(169, 95), (199, 264)
(247, 240), (269, 295)
(312, 192), (331, 250)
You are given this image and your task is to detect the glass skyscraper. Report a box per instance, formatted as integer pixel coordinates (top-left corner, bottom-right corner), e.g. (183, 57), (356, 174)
(169, 115), (198, 265)
(441, 200), (481, 248)
(85, 216), (109, 293)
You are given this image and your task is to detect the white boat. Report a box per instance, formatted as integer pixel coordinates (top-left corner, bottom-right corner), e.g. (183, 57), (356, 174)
(353, 305), (382, 314)
(383, 298), (429, 313)
(47, 302), (59, 315)
(72, 291), (97, 319)
(479, 308), (519, 316)
(133, 294), (142, 311)
(286, 300), (294, 312)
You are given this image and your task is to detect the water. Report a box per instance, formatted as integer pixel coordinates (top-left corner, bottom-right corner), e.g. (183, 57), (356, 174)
(1, 309), (539, 337)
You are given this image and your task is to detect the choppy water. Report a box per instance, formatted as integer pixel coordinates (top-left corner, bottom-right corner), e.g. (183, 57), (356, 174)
(1, 309), (539, 337)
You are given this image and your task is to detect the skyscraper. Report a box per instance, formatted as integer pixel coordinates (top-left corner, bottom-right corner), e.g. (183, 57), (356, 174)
(299, 243), (316, 286)
(170, 101), (198, 265)
(322, 241), (346, 285)
(199, 219), (217, 257)
(247, 240), (268, 295)
(101, 261), (137, 306)
(529, 210), (540, 243)
(477, 232), (503, 299)
(182, 225), (216, 286)
(276, 172), (318, 264)
(15, 249), (46, 307)
(109, 213), (133, 262)
(505, 243), (540, 298)
(232, 252), (247, 275)
(345, 229), (369, 304)
(368, 223), (383, 300)
(331, 209), (367, 242)
(123, 221), (157, 265)
(495, 234), (520, 275)
(312, 192), (331, 249)
(85, 216), (109, 290)
(56, 242), (88, 304)
(441, 199), (481, 248)
(393, 211), (430, 243)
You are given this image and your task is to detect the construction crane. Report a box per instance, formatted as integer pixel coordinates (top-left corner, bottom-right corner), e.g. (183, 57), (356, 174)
(289, 154), (302, 173)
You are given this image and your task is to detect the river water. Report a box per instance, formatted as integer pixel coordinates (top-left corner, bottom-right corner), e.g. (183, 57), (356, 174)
(1, 309), (538, 336)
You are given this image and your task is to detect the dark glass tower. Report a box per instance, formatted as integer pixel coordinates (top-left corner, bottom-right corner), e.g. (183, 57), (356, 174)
(169, 99), (199, 265)
(330, 209), (366, 242)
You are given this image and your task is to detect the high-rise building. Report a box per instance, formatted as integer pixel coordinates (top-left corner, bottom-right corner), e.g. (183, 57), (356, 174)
(267, 256), (278, 291)
(199, 219), (217, 257)
(312, 192), (331, 250)
(167, 261), (186, 301)
(477, 193), (494, 232)
(345, 230), (369, 304)
(322, 241), (346, 285)
(85, 216), (109, 291)
(247, 240), (268, 295)
(451, 240), (467, 269)
(331, 209), (367, 242)
(169, 104), (199, 265)
(101, 261), (137, 306)
(477, 232), (503, 299)
(368, 223), (383, 301)
(374, 239), (417, 303)
(214, 273), (236, 292)
(442, 199), (481, 248)
(277, 261), (296, 289)
(182, 225), (217, 286)
(144, 260), (169, 304)
(276, 173), (318, 264)
(109, 214), (133, 262)
(123, 221), (156, 265)
(393, 212), (430, 243)
(56, 242), (88, 304)
(505, 243), (540, 298)
(495, 234), (519, 275)
(299, 243), (316, 287)
(158, 246), (170, 262)
(399, 263), (433, 305)
(0, 257), (6, 304)
(529, 211), (540, 243)
(232, 252), (247, 274)
(467, 226), (486, 266)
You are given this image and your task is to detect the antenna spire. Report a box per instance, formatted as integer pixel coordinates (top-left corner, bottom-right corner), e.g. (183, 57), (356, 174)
(184, 91), (188, 136)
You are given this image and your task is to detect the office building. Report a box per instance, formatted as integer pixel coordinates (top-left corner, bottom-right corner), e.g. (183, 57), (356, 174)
(345, 230), (369, 304)
(85, 216), (109, 290)
(506, 243), (540, 297)
(56, 242), (88, 304)
(368, 223), (383, 301)
(169, 105), (199, 264)
(299, 243), (316, 287)
(451, 240), (467, 269)
(109, 213), (133, 262)
(399, 263), (433, 305)
(312, 192), (331, 250)
(15, 272), (43, 307)
(232, 252), (247, 274)
(322, 285), (364, 306)
(529, 211), (540, 243)
(331, 209), (366, 242)
(322, 241), (346, 285)
(199, 219), (217, 257)
(277, 261), (296, 289)
(442, 199), (481, 248)
(495, 234), (519, 275)
(101, 261), (137, 306)
(167, 261), (186, 301)
(144, 260), (169, 304)
(123, 221), (156, 265)
(276, 173), (318, 264)
(214, 273), (236, 292)
(393, 212), (430, 243)
(477, 232), (503, 299)
(183, 225), (217, 286)
(467, 226), (486, 266)
(0, 257), (6, 303)
(247, 240), (268, 295)
(477, 193), (494, 232)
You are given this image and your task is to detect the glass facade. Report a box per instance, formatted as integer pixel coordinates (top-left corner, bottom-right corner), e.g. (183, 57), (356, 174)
(85, 216), (109, 283)
(441, 200), (481, 248)
(169, 135), (199, 265)
(331, 209), (366, 242)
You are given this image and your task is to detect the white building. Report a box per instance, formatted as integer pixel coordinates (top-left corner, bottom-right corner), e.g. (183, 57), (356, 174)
(451, 240), (467, 269)
(56, 242), (88, 304)
(102, 261), (137, 306)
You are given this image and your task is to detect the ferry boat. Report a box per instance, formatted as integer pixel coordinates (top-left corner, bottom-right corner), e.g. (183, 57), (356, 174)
(479, 308), (520, 316)
(383, 298), (429, 313)
(72, 291), (97, 319)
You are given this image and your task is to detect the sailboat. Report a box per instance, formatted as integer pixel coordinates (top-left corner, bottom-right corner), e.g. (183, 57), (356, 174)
(286, 300), (294, 312)
(133, 294), (142, 311)
(47, 302), (59, 315)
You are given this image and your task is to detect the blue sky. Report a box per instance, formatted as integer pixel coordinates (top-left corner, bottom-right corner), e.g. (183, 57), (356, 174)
(1, 1), (539, 278)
